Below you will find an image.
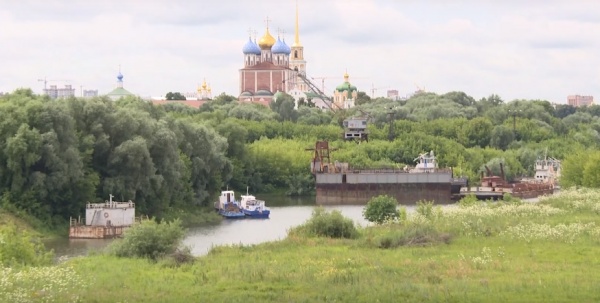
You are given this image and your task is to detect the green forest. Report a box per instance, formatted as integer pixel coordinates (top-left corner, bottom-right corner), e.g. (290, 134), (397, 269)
(1, 88), (599, 227)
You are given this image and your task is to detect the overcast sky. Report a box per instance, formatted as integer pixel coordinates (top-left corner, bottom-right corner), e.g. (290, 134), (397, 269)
(1, 0), (599, 102)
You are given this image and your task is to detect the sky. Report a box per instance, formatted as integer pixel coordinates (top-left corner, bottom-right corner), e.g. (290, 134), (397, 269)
(1, 0), (599, 103)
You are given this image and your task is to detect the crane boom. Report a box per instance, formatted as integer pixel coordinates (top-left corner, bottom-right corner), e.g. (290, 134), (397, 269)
(294, 70), (342, 112)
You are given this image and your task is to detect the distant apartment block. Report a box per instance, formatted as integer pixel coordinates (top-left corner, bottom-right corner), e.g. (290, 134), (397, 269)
(83, 90), (98, 98)
(387, 89), (399, 100)
(44, 84), (75, 99)
(567, 95), (594, 107)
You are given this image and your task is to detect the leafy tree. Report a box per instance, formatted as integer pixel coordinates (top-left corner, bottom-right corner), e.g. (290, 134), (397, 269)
(442, 91), (476, 107)
(490, 125), (514, 150)
(297, 97), (315, 108)
(108, 219), (186, 260)
(363, 195), (400, 224)
(355, 91), (371, 106)
(270, 92), (298, 122)
(212, 93), (236, 104)
(554, 104), (576, 119)
(165, 92), (186, 100)
(0, 223), (53, 267)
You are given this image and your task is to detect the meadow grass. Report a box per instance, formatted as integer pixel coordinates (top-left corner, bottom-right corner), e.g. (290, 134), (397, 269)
(6, 188), (600, 302)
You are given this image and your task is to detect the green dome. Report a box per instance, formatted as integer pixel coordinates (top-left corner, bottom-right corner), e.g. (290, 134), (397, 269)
(335, 82), (357, 92)
(255, 89), (273, 96)
(335, 72), (357, 92)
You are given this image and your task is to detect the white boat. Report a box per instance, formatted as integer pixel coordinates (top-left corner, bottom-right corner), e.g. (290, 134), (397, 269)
(240, 188), (270, 219)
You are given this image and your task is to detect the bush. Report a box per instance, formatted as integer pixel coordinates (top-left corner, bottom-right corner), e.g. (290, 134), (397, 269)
(416, 200), (436, 219)
(108, 219), (186, 260)
(363, 195), (400, 224)
(458, 194), (479, 208)
(291, 207), (358, 239)
(160, 246), (196, 268)
(0, 224), (53, 268)
(375, 223), (452, 249)
(501, 193), (522, 204)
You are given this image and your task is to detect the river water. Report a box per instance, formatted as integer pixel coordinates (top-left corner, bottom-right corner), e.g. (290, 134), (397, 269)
(46, 194), (394, 258)
(45, 194), (541, 259)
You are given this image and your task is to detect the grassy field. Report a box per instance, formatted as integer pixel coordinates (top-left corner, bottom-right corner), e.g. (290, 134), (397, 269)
(4, 188), (600, 302)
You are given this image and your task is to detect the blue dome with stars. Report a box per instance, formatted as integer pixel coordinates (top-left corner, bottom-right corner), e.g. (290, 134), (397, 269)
(117, 72), (123, 81)
(271, 37), (290, 55)
(242, 37), (261, 55)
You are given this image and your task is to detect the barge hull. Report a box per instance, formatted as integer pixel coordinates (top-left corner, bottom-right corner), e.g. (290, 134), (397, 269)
(69, 225), (129, 239)
(316, 183), (453, 205)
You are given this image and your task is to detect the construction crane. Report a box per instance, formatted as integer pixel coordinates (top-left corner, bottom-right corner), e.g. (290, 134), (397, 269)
(311, 75), (370, 93)
(370, 84), (389, 98)
(311, 76), (336, 92)
(291, 69), (342, 112)
(38, 77), (71, 91)
(414, 83), (426, 94)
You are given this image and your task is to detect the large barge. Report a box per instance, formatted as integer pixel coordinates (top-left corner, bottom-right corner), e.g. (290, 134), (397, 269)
(309, 141), (466, 205)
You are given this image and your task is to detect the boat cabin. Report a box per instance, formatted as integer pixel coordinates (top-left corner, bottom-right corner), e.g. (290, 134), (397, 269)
(218, 190), (237, 209)
(409, 151), (438, 173)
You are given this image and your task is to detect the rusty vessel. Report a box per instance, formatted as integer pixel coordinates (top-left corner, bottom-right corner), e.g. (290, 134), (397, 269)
(458, 158), (560, 200)
(309, 141), (467, 205)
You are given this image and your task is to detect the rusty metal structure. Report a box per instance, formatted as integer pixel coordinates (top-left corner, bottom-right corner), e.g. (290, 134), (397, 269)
(458, 162), (557, 200)
(69, 195), (146, 239)
(309, 141), (465, 205)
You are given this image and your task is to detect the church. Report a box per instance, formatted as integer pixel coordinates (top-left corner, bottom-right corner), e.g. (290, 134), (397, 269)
(239, 4), (307, 105)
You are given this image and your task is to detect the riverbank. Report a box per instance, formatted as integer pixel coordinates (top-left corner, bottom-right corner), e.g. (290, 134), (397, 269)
(5, 188), (600, 302)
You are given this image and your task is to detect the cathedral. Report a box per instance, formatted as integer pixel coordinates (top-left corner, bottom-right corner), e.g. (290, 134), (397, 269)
(239, 4), (307, 105)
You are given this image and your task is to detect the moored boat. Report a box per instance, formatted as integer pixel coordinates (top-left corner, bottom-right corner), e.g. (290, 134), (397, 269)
(215, 190), (245, 219)
(240, 188), (270, 219)
(458, 158), (560, 200)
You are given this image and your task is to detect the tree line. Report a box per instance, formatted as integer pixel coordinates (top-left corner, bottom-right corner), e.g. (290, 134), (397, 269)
(1, 89), (598, 226)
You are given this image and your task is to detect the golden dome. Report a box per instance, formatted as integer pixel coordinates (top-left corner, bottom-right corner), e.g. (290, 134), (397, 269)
(258, 28), (276, 50)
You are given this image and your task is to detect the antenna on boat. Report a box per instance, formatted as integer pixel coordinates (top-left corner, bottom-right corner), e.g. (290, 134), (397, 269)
(246, 186), (249, 195)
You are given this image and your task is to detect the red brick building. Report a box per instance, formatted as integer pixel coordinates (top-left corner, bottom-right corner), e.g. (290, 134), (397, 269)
(239, 24), (297, 105)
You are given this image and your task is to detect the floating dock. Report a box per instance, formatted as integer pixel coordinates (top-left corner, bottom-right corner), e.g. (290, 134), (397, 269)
(69, 195), (143, 239)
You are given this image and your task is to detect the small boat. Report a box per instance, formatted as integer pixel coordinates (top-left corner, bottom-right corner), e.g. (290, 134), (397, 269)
(215, 190), (245, 219)
(240, 188), (270, 219)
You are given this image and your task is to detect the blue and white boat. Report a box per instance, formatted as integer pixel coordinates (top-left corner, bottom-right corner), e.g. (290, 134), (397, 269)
(240, 189), (270, 219)
(215, 190), (245, 219)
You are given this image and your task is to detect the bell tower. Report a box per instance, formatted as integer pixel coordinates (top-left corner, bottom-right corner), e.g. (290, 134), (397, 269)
(289, 1), (307, 92)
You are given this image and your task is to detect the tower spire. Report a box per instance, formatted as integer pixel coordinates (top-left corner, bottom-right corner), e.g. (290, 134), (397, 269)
(293, 0), (301, 47)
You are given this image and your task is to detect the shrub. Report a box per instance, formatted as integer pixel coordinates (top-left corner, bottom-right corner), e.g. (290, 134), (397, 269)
(375, 223), (452, 249)
(501, 193), (522, 204)
(108, 219), (186, 260)
(416, 200), (437, 220)
(160, 246), (196, 268)
(363, 195), (400, 224)
(291, 207), (358, 239)
(0, 224), (53, 268)
(458, 194), (479, 208)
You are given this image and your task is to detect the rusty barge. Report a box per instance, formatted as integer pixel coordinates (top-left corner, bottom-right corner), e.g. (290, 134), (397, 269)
(69, 195), (145, 239)
(458, 158), (560, 200)
(309, 141), (466, 205)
